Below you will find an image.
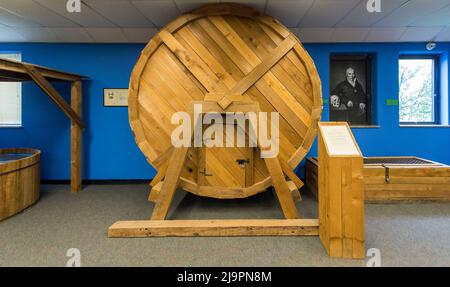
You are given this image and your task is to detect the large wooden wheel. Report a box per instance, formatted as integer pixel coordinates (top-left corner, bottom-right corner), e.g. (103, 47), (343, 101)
(129, 3), (322, 199)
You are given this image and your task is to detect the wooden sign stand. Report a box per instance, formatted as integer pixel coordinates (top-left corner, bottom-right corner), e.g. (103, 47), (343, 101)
(108, 99), (319, 237)
(317, 122), (365, 259)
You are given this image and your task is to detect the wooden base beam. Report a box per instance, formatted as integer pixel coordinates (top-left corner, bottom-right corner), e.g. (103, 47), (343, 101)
(108, 219), (319, 237)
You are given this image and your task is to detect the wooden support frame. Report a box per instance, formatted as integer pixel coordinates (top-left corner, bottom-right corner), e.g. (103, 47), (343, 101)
(112, 4), (366, 259)
(0, 57), (86, 193)
(110, 99), (313, 237)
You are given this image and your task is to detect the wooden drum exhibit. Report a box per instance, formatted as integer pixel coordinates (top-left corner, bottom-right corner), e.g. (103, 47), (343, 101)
(0, 148), (40, 221)
(128, 3), (322, 200)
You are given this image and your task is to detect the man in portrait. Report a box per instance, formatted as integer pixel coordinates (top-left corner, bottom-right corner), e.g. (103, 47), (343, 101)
(330, 67), (366, 123)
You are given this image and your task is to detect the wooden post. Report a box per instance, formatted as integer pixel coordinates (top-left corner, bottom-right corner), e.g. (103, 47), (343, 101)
(71, 81), (82, 193)
(318, 122), (365, 259)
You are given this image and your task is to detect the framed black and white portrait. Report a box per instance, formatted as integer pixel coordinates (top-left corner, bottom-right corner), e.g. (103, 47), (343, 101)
(330, 54), (373, 125)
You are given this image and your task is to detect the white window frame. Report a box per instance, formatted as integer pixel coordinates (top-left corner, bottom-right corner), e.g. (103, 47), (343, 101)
(0, 53), (22, 127)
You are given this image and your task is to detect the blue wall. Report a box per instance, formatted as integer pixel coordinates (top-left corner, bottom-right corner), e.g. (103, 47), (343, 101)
(0, 42), (449, 180)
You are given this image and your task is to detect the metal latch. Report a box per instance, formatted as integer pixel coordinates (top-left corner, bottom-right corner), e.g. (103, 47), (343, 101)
(381, 164), (390, 183)
(236, 159), (250, 169)
(199, 168), (213, 177)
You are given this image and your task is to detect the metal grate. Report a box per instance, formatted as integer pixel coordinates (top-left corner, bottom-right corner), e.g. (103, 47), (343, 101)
(363, 157), (436, 165)
(310, 157), (439, 165)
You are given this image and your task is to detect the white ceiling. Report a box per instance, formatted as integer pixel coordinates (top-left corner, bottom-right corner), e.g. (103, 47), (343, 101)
(0, 0), (449, 43)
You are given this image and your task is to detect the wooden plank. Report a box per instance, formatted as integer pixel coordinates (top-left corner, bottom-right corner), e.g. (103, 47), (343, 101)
(0, 57), (83, 82)
(208, 16), (311, 137)
(148, 181), (162, 203)
(70, 81), (82, 193)
(264, 156), (299, 219)
(150, 165), (167, 187)
(288, 180), (302, 202)
(280, 160), (304, 189)
(151, 146), (191, 220)
(228, 17), (313, 113)
(229, 35), (297, 96)
(23, 64), (84, 128)
(159, 30), (227, 94)
(109, 219), (319, 237)
(191, 17), (302, 154)
(351, 157), (365, 258)
(341, 158), (353, 258)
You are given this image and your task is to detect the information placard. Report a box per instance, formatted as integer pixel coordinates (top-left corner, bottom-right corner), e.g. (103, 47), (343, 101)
(320, 124), (360, 156)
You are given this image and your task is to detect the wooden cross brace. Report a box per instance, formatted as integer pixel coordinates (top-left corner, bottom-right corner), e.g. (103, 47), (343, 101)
(150, 100), (299, 220)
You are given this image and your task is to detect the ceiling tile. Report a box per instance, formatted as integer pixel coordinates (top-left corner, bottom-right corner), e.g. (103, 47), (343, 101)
(399, 27), (443, 41)
(0, 7), (41, 27)
(34, 0), (115, 27)
(122, 28), (158, 43)
(266, 0), (314, 27)
(50, 28), (94, 42)
(15, 27), (59, 42)
(84, 0), (155, 27)
(337, 0), (406, 27)
(0, 27), (26, 41)
(220, 0), (267, 13)
(365, 27), (406, 42)
(434, 27), (450, 41)
(175, 0), (220, 13)
(331, 27), (370, 42)
(411, 4), (450, 26)
(298, 27), (335, 43)
(299, 0), (360, 27)
(131, 0), (180, 27)
(0, 0), (78, 27)
(86, 28), (128, 43)
(374, 0), (450, 27)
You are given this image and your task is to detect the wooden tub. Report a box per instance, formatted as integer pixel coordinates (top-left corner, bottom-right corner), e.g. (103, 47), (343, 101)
(0, 148), (40, 221)
(306, 156), (450, 202)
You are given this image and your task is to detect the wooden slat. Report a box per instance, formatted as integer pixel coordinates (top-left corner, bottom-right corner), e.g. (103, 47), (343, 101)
(151, 146), (190, 220)
(159, 30), (227, 93)
(229, 35), (297, 96)
(0, 57), (83, 82)
(109, 219), (319, 237)
(264, 156), (299, 219)
(23, 64), (84, 128)
(148, 181), (162, 203)
(207, 16), (310, 136)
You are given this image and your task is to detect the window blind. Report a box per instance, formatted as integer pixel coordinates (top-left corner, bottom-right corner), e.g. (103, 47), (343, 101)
(0, 53), (22, 127)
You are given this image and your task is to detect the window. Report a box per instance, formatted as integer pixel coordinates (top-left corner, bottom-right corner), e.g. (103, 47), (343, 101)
(0, 53), (22, 127)
(399, 55), (439, 124)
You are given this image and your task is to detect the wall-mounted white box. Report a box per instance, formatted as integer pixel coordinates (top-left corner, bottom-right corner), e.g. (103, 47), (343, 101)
(104, 89), (129, 107)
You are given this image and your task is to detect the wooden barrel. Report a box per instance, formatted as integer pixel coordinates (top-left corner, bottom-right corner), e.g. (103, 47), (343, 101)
(0, 148), (40, 221)
(129, 4), (322, 199)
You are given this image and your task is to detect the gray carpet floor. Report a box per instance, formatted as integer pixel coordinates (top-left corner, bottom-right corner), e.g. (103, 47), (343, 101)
(0, 183), (449, 267)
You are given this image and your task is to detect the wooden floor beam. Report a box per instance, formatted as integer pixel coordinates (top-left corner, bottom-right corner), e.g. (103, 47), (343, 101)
(108, 219), (319, 237)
